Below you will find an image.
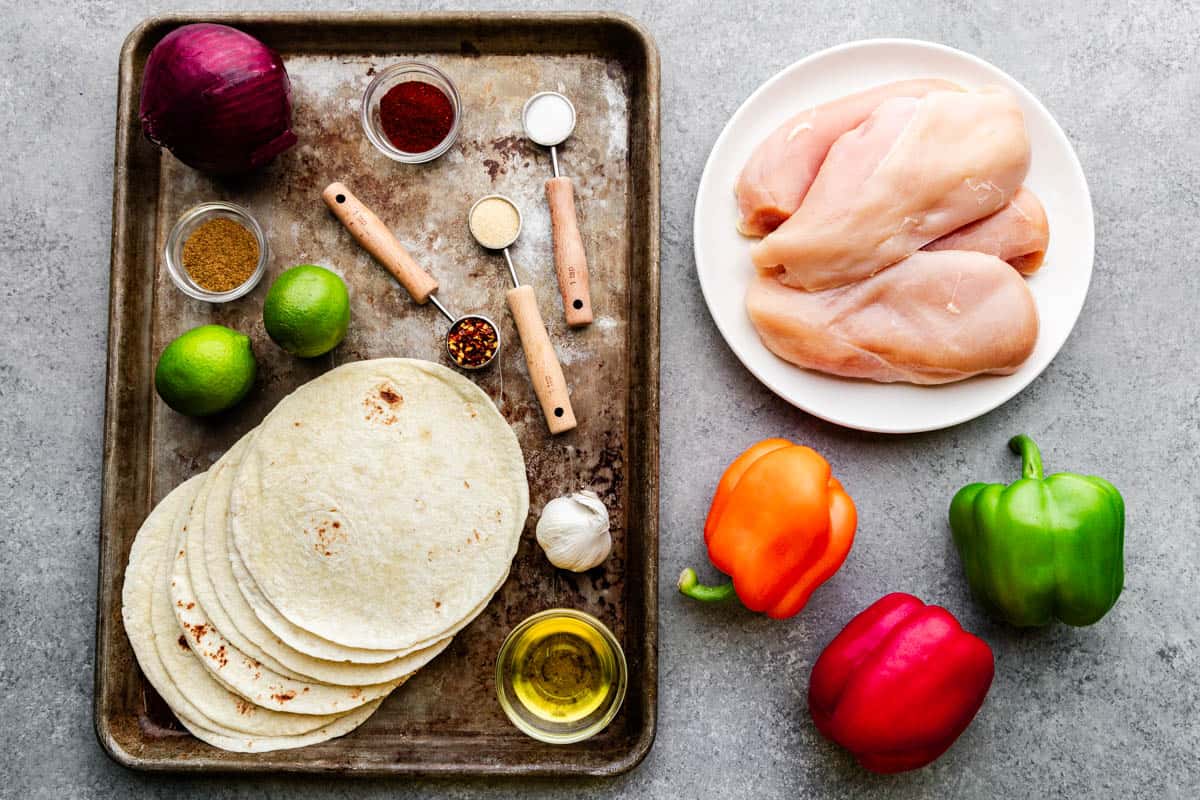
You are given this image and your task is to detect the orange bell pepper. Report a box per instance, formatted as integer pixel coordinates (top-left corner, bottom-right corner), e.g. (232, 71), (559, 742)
(678, 439), (857, 619)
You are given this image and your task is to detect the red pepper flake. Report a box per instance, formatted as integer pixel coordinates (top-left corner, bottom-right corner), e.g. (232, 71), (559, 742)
(380, 81), (455, 153)
(447, 317), (498, 369)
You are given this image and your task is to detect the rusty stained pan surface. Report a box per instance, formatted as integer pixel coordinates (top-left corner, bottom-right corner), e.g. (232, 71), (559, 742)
(96, 13), (659, 775)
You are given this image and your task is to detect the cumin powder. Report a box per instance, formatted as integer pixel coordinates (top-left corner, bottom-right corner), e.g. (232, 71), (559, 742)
(182, 217), (259, 292)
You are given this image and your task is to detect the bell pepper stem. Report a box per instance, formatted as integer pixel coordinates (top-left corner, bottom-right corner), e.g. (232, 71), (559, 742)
(1008, 434), (1045, 480)
(677, 568), (736, 603)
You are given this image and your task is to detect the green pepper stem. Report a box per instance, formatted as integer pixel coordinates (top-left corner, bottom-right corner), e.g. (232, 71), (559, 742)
(1008, 434), (1044, 480)
(677, 568), (736, 603)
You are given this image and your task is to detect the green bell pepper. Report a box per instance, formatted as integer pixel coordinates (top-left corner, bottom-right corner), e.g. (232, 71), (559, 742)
(949, 434), (1125, 627)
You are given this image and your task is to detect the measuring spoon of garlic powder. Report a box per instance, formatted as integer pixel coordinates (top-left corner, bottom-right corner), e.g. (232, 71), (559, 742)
(522, 91), (593, 328)
(469, 194), (577, 434)
(323, 182), (499, 370)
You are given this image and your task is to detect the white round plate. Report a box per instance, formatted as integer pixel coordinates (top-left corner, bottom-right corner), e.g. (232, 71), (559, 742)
(693, 39), (1094, 433)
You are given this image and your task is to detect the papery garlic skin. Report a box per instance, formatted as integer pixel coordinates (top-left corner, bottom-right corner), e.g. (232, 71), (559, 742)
(536, 490), (612, 572)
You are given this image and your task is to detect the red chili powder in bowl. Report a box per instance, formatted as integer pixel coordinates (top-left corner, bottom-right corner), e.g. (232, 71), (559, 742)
(379, 81), (455, 153)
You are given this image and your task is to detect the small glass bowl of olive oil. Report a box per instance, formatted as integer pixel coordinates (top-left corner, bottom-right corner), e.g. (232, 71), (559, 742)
(495, 609), (627, 744)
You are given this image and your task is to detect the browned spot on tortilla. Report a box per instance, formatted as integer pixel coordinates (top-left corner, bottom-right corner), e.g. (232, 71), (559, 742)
(363, 382), (403, 425)
(434, 600), (441, 609)
(350, 688), (362, 699)
(186, 602), (194, 610)
(473, 529), (482, 542)
(187, 623), (208, 642)
(177, 634), (189, 650)
(463, 480), (470, 489)
(272, 690), (297, 703)
(293, 421), (302, 427)
(215, 645), (228, 668)
(236, 698), (254, 715)
(310, 514), (349, 557)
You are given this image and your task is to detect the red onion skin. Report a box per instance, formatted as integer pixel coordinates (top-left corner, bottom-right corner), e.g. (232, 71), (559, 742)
(140, 23), (297, 175)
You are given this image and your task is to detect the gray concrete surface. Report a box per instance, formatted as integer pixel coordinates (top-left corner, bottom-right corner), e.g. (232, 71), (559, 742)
(2, 0), (1198, 797)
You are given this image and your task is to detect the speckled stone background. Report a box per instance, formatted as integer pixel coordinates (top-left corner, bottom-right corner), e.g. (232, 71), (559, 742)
(2, 0), (1198, 797)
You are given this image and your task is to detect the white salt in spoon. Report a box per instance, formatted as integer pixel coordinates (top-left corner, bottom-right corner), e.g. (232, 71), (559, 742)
(522, 91), (593, 328)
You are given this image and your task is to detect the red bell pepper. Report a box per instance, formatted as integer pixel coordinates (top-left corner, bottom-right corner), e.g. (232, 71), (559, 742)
(809, 593), (994, 773)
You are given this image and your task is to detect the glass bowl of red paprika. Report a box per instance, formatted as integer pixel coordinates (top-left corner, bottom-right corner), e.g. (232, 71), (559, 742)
(361, 62), (461, 164)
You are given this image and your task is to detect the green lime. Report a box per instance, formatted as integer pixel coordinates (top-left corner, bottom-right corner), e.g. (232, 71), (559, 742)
(263, 265), (351, 357)
(155, 325), (256, 416)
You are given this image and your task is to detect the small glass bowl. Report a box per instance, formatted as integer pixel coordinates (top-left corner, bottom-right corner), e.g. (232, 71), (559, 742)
(495, 609), (628, 745)
(164, 202), (268, 303)
(361, 62), (462, 163)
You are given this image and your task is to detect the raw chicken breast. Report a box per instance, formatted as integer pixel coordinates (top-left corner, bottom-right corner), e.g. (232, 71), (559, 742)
(745, 250), (1039, 384)
(751, 88), (1031, 290)
(735, 79), (962, 237)
(925, 186), (1049, 274)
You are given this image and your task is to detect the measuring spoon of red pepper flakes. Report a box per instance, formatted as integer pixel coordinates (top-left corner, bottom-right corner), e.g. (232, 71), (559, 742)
(322, 182), (499, 371)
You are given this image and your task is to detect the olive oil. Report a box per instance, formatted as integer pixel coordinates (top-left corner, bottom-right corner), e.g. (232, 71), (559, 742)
(509, 615), (616, 723)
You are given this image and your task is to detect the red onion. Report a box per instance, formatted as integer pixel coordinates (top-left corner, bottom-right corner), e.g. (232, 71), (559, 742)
(139, 23), (297, 175)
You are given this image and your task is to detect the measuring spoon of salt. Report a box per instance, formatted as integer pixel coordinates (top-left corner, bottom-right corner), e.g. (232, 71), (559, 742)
(522, 92), (593, 328)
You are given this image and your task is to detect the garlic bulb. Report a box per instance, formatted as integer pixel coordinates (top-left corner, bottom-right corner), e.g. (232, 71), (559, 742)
(536, 490), (611, 572)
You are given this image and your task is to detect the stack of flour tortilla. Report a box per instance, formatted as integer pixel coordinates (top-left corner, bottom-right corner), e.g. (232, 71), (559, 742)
(122, 359), (529, 752)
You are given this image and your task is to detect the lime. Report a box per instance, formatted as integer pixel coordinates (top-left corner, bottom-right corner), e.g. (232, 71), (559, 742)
(263, 265), (351, 357)
(155, 325), (256, 416)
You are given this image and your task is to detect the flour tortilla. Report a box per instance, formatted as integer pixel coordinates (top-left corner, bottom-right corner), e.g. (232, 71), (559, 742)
(169, 483), (400, 713)
(176, 696), (385, 754)
(230, 359), (528, 650)
(228, 523), (505, 664)
(125, 475), (359, 738)
(182, 446), (309, 681)
(202, 430), (455, 682)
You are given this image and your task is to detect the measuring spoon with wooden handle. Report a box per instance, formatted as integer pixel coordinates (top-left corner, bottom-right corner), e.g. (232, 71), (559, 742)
(522, 92), (593, 328)
(323, 181), (501, 370)
(469, 194), (577, 434)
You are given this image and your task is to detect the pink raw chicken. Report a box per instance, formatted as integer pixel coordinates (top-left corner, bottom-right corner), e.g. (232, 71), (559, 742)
(735, 78), (962, 237)
(925, 186), (1049, 275)
(745, 250), (1039, 384)
(751, 88), (1032, 290)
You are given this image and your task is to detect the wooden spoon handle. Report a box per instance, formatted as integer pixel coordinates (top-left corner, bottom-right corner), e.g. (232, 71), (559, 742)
(505, 285), (577, 434)
(322, 182), (438, 303)
(545, 176), (593, 327)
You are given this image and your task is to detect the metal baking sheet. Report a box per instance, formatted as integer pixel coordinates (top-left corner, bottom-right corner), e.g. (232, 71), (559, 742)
(95, 11), (659, 775)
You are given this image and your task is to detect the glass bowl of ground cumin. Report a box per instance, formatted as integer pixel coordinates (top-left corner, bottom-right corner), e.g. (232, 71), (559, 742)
(361, 62), (461, 163)
(164, 202), (268, 302)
